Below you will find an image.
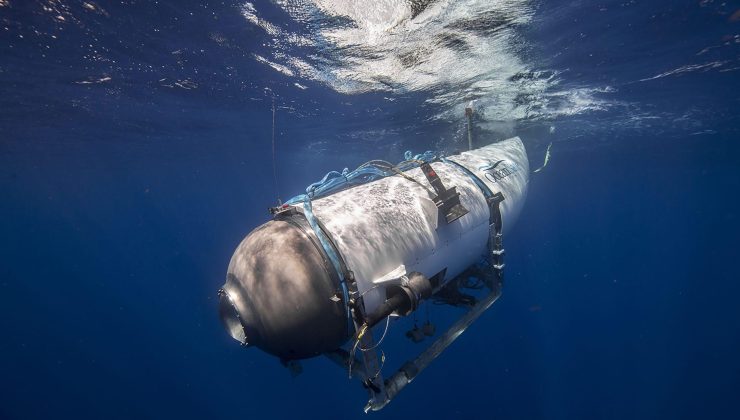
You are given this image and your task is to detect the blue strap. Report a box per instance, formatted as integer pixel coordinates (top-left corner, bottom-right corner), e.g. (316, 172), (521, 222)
(301, 195), (353, 334)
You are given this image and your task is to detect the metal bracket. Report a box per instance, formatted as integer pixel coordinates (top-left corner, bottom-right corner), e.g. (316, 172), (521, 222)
(420, 162), (469, 224)
(269, 203), (296, 217)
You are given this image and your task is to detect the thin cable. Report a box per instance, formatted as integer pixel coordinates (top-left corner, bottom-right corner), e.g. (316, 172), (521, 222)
(360, 316), (391, 352)
(271, 97), (281, 204)
(347, 319), (390, 380)
(348, 323), (369, 378)
(370, 350), (386, 381)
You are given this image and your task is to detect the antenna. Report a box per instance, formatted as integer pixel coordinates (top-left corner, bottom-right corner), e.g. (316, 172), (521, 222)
(465, 102), (474, 150)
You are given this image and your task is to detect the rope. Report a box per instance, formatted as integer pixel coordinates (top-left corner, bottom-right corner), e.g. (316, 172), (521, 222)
(284, 152), (438, 206)
(271, 97), (281, 203)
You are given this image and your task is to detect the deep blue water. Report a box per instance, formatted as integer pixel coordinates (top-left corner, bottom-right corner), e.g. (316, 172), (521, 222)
(1, 1), (739, 419)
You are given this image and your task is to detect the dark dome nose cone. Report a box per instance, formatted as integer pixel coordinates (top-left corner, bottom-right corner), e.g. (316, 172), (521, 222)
(220, 217), (349, 360)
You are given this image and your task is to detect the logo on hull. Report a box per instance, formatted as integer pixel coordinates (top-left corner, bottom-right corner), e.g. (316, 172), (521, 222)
(480, 160), (519, 183)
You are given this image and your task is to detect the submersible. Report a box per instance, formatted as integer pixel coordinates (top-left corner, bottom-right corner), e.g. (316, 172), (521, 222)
(219, 136), (529, 411)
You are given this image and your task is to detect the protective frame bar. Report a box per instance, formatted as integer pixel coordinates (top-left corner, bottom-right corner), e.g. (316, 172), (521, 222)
(374, 282), (502, 411)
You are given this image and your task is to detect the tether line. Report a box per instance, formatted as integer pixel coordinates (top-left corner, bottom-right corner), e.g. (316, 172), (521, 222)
(271, 96), (281, 204)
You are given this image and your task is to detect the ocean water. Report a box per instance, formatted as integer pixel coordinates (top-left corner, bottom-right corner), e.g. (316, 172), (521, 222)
(1, 0), (739, 419)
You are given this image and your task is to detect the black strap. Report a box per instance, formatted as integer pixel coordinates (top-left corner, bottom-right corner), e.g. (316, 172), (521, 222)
(487, 192), (505, 285)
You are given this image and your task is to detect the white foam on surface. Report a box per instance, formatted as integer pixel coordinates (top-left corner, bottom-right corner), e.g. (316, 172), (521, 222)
(241, 0), (612, 123)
